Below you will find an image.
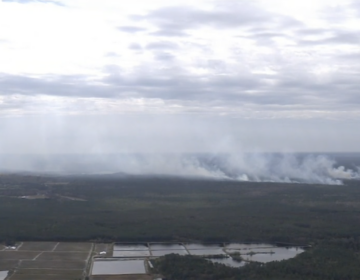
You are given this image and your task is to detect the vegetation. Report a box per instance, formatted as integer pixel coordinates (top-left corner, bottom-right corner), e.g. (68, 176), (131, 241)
(1, 174), (360, 243)
(154, 238), (360, 280)
(1, 174), (360, 279)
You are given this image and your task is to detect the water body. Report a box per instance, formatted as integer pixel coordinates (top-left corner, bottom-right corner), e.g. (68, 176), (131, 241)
(0, 271), (8, 280)
(113, 250), (150, 257)
(92, 259), (146, 275)
(150, 244), (188, 256)
(114, 244), (149, 251)
(185, 244), (226, 256)
(207, 257), (246, 268)
(239, 247), (305, 263)
(113, 244), (150, 257)
(109, 243), (304, 266)
(225, 243), (275, 250)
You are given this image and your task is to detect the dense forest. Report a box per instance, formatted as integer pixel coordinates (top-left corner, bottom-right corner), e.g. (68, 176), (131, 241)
(1, 174), (360, 243)
(1, 174), (360, 279)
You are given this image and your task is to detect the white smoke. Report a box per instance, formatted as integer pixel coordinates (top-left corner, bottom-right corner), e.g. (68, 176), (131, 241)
(0, 153), (359, 185)
(222, 153), (359, 185)
(107, 153), (360, 185)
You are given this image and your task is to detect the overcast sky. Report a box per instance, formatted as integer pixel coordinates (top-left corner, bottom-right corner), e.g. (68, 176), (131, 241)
(0, 0), (359, 154)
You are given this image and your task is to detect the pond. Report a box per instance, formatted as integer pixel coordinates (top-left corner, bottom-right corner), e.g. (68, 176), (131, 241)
(150, 243), (188, 256)
(207, 257), (246, 268)
(225, 243), (275, 250)
(239, 247), (305, 263)
(110, 243), (305, 266)
(92, 259), (146, 275)
(185, 244), (226, 256)
(113, 244), (150, 257)
(0, 271), (8, 280)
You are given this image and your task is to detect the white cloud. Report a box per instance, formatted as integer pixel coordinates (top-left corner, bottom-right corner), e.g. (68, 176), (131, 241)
(0, 0), (360, 152)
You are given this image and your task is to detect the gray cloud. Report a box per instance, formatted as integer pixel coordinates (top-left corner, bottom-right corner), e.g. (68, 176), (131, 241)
(154, 52), (175, 61)
(300, 30), (360, 46)
(105, 52), (120, 57)
(352, 0), (360, 15)
(134, 3), (302, 38)
(129, 43), (142, 50)
(117, 26), (147, 33)
(1, 1), (359, 121)
(337, 52), (360, 61)
(146, 41), (178, 50)
(0, 73), (122, 98)
(151, 29), (189, 37)
(3, 0), (64, 6)
(1, 57), (359, 112)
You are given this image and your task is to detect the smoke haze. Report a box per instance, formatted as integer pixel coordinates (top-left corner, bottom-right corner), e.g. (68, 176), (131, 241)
(0, 153), (359, 185)
(0, 115), (359, 185)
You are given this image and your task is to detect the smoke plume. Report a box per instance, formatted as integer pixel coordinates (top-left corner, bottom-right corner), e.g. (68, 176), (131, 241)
(0, 153), (358, 185)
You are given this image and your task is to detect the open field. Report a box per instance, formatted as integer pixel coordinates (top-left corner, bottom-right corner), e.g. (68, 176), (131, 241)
(91, 276), (152, 280)
(94, 244), (113, 257)
(55, 242), (93, 252)
(9, 269), (83, 280)
(36, 251), (89, 261)
(0, 251), (39, 260)
(20, 260), (86, 269)
(0, 260), (18, 271)
(17, 242), (58, 251)
(0, 242), (93, 280)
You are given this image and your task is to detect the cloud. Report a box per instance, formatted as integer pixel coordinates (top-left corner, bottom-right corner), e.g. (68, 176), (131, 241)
(352, 0), (360, 15)
(128, 43), (142, 50)
(105, 52), (120, 57)
(299, 30), (360, 46)
(154, 52), (174, 61)
(2, 0), (64, 6)
(145, 41), (178, 50)
(136, 3), (302, 39)
(0, 73), (119, 98)
(1, 57), (359, 115)
(151, 29), (189, 37)
(117, 26), (147, 33)
(0, 0), (360, 130)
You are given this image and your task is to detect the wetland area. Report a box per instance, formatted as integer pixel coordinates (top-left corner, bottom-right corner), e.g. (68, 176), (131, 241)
(92, 242), (304, 276)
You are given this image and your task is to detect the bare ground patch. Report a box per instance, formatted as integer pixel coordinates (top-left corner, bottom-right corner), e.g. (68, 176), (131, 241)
(91, 276), (152, 280)
(18, 242), (58, 251)
(36, 251), (89, 261)
(20, 260), (85, 270)
(0, 251), (39, 260)
(94, 243), (113, 257)
(0, 260), (19, 271)
(54, 242), (93, 252)
(10, 268), (83, 279)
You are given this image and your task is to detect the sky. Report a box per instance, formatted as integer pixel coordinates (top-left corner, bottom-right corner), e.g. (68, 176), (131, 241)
(0, 0), (360, 154)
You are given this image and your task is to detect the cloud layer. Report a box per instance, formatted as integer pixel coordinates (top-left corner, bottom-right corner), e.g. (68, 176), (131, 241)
(0, 0), (360, 153)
